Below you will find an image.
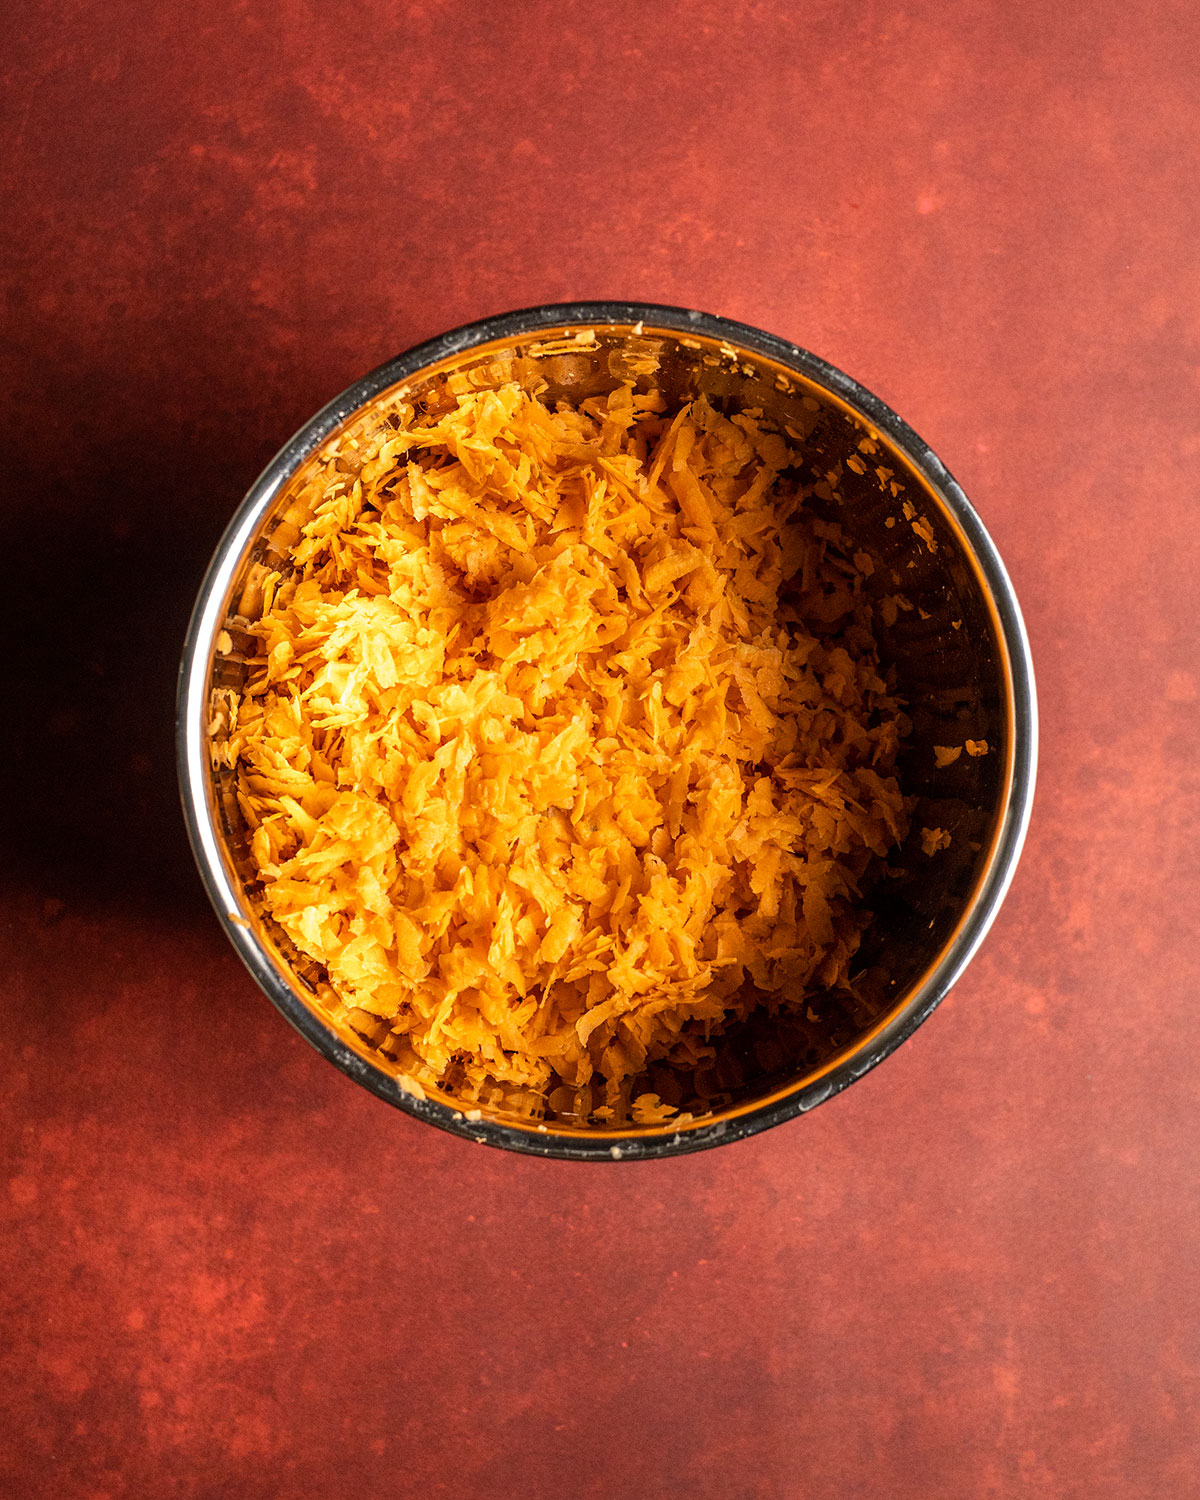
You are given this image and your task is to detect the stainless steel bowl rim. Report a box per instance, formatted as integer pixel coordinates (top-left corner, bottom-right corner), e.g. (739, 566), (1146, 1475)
(177, 301), (1038, 1160)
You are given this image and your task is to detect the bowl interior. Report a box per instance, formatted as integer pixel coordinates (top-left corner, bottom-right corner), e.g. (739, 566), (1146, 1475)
(197, 318), (1013, 1145)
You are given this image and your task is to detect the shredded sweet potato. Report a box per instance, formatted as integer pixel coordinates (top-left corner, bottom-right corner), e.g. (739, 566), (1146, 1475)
(221, 379), (910, 1117)
(920, 826), (952, 856)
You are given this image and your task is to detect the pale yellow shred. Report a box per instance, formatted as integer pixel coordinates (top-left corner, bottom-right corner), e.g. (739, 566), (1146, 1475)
(966, 738), (989, 757)
(934, 745), (963, 767)
(631, 1092), (678, 1124)
(223, 380), (910, 1112)
(921, 827), (952, 856)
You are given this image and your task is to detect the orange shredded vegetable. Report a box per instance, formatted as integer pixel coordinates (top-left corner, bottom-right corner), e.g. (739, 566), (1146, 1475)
(920, 826), (952, 856)
(222, 380), (910, 1114)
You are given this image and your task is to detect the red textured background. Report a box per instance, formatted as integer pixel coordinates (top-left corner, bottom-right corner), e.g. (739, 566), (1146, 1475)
(3, 2), (1199, 1495)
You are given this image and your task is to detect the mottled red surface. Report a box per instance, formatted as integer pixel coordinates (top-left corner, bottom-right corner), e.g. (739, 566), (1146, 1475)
(3, 1), (1199, 1495)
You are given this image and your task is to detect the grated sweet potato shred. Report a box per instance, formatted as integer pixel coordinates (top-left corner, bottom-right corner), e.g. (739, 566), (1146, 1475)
(221, 379), (910, 1119)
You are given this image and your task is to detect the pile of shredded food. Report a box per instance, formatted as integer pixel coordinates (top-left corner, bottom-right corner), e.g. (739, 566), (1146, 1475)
(221, 378), (910, 1120)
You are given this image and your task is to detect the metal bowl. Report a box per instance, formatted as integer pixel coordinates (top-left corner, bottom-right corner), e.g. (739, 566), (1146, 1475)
(178, 302), (1036, 1159)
